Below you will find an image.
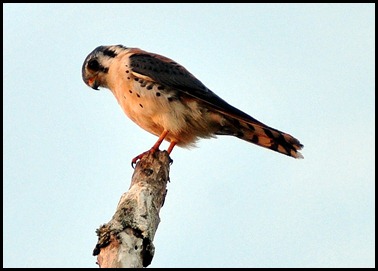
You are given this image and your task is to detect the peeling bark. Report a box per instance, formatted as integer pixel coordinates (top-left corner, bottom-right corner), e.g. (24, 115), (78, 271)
(93, 150), (171, 268)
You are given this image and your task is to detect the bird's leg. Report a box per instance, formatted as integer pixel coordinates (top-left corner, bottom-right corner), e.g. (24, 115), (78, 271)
(166, 141), (177, 165)
(131, 130), (169, 168)
(167, 141), (176, 154)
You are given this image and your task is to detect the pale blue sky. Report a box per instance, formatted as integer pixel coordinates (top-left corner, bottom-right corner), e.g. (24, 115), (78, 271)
(3, 3), (375, 268)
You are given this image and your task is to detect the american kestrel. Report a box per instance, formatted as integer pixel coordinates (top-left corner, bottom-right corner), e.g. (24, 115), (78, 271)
(82, 45), (303, 166)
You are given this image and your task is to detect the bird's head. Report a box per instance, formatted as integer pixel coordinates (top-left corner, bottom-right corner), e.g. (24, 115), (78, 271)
(82, 45), (127, 90)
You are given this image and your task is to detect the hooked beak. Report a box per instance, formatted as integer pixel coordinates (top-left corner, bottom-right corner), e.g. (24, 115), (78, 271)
(87, 77), (100, 90)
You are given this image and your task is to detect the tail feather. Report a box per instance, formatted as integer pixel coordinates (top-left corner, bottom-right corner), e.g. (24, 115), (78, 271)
(217, 117), (304, 159)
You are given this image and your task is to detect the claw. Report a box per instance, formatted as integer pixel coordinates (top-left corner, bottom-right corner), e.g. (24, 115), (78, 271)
(131, 160), (137, 169)
(131, 150), (150, 168)
(130, 131), (177, 169)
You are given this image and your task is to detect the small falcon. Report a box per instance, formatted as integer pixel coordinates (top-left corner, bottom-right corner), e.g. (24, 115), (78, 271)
(82, 45), (303, 166)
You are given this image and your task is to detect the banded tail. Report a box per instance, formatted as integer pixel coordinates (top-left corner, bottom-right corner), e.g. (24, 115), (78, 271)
(216, 115), (304, 159)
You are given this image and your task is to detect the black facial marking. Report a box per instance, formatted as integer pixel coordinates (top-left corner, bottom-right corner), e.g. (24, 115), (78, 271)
(129, 90), (133, 93)
(139, 104), (143, 108)
(88, 59), (100, 71)
(103, 48), (117, 58)
(156, 92), (161, 97)
(157, 85), (165, 90)
(137, 94), (140, 98)
(87, 59), (108, 73)
(146, 85), (153, 90)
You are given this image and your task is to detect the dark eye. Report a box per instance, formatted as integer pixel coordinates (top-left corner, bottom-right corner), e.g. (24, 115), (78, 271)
(87, 59), (100, 71)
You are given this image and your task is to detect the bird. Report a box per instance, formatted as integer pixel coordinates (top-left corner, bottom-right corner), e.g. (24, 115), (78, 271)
(82, 44), (303, 166)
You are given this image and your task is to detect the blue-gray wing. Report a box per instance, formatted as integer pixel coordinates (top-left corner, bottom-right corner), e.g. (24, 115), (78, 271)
(129, 52), (304, 158)
(129, 52), (265, 125)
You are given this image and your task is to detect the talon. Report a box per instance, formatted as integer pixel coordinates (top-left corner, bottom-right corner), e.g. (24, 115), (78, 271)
(130, 131), (177, 168)
(131, 156), (139, 168)
(131, 151), (150, 168)
(131, 161), (137, 169)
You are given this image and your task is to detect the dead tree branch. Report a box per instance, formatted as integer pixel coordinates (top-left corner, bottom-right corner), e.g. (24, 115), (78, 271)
(93, 150), (171, 268)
